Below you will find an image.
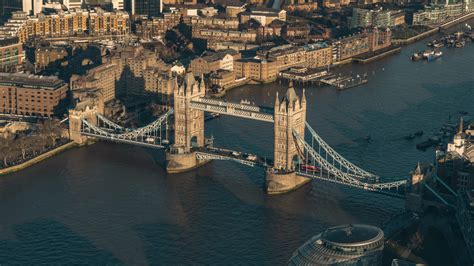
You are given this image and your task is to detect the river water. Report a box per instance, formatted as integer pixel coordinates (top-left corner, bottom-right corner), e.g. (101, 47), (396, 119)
(0, 24), (473, 264)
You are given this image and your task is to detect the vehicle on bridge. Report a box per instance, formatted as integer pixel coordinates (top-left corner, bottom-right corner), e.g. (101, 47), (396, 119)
(299, 164), (319, 173)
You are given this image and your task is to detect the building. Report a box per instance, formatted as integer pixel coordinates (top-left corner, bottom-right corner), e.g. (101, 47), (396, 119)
(35, 46), (68, 69)
(284, 0), (317, 12)
(0, 8), (129, 43)
(215, 0), (246, 17)
(71, 63), (122, 103)
(62, 0), (83, 10)
(190, 16), (240, 31)
(289, 224), (384, 265)
(192, 28), (258, 44)
(135, 12), (181, 39)
(0, 73), (68, 117)
(303, 43), (333, 68)
(22, 0), (43, 15)
(131, 0), (163, 17)
(234, 58), (277, 83)
(239, 7), (286, 26)
(332, 33), (370, 62)
(88, 8), (130, 36)
(437, 120), (474, 191)
(413, 5), (448, 26)
(143, 68), (177, 103)
(209, 70), (236, 88)
(350, 8), (405, 29)
(0, 36), (24, 72)
(189, 50), (241, 76)
(367, 27), (392, 52)
(257, 45), (306, 71)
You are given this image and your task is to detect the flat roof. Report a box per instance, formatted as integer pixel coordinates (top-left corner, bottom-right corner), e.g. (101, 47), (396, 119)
(0, 73), (66, 90)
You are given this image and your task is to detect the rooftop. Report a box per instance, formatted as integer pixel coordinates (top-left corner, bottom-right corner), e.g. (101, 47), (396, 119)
(0, 73), (66, 90)
(321, 224), (384, 247)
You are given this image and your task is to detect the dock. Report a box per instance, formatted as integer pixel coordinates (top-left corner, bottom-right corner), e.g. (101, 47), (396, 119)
(320, 74), (368, 90)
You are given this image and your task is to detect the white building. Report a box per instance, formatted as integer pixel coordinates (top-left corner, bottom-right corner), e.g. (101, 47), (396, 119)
(22, 0), (43, 15)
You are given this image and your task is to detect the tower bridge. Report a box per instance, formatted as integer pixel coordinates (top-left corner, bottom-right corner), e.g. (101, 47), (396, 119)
(69, 72), (407, 196)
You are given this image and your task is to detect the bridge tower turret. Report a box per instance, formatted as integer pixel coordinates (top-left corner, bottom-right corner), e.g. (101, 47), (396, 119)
(166, 72), (208, 173)
(173, 72), (206, 152)
(266, 82), (310, 194)
(273, 82), (306, 170)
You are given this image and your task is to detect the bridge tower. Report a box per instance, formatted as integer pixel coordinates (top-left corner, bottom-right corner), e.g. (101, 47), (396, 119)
(68, 105), (101, 145)
(266, 82), (310, 194)
(166, 72), (207, 173)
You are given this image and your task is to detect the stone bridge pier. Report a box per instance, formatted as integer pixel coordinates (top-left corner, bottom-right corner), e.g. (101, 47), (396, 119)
(265, 83), (311, 194)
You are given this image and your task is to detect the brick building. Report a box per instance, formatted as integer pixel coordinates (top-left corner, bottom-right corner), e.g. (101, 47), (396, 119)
(35, 46), (68, 69)
(0, 73), (68, 117)
(234, 58), (277, 83)
(0, 36), (24, 72)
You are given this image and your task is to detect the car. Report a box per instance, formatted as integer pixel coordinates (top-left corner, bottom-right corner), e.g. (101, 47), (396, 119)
(146, 137), (155, 143)
(246, 154), (257, 161)
(232, 151), (241, 156)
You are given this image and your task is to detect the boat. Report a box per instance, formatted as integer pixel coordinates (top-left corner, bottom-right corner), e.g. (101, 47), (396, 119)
(411, 52), (423, 61)
(455, 40), (465, 48)
(363, 135), (371, 141)
(427, 50), (442, 61)
(414, 130), (424, 136)
(422, 50), (434, 58)
(433, 42), (444, 48)
(404, 134), (415, 140)
(416, 137), (440, 150)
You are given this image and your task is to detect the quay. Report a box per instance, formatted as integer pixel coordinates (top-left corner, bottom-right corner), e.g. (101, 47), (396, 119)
(0, 141), (76, 176)
(320, 74), (368, 90)
(278, 67), (329, 84)
(353, 46), (402, 64)
(393, 12), (474, 45)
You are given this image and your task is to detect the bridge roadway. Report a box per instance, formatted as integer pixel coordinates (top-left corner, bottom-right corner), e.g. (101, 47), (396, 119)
(194, 146), (272, 167)
(189, 97), (275, 123)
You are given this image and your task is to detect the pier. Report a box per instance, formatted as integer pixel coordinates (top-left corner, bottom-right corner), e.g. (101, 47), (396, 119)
(319, 74), (368, 90)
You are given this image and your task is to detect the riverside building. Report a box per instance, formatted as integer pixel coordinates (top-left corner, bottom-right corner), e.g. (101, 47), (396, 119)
(288, 224), (385, 265)
(0, 73), (68, 117)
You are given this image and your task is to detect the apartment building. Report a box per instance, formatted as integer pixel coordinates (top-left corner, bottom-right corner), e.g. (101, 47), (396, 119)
(0, 73), (68, 117)
(234, 58), (277, 83)
(0, 36), (24, 72)
(35, 46), (68, 69)
(303, 43), (333, 68)
(257, 45), (306, 71)
(189, 50), (241, 76)
(71, 63), (122, 103)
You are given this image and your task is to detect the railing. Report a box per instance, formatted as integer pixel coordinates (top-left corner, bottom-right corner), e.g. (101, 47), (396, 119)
(190, 97), (275, 123)
(293, 128), (407, 195)
(80, 109), (173, 148)
(305, 122), (379, 180)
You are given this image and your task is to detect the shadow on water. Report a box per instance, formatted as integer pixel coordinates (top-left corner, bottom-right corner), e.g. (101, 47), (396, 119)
(0, 219), (122, 264)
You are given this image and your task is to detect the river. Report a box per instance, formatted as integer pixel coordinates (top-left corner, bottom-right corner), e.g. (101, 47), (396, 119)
(0, 23), (473, 264)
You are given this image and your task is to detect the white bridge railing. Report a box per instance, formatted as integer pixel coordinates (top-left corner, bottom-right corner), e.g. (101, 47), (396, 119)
(190, 98), (274, 123)
(293, 126), (407, 194)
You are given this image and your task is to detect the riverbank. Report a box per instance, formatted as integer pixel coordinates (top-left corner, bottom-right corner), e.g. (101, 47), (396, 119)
(393, 12), (474, 45)
(0, 141), (76, 176)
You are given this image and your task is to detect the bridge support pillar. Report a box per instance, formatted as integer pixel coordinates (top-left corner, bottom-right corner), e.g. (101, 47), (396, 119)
(166, 150), (210, 173)
(265, 169), (310, 194)
(68, 108), (97, 145)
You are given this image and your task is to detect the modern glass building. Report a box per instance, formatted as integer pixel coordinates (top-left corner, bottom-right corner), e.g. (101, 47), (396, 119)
(288, 224), (385, 265)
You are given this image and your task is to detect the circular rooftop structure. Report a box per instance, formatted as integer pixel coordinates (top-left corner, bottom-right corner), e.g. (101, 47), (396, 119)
(321, 224), (384, 248)
(288, 224), (385, 265)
